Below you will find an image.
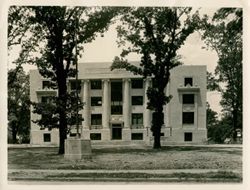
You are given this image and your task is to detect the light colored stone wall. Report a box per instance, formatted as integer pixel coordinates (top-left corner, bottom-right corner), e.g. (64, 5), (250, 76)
(29, 63), (207, 145)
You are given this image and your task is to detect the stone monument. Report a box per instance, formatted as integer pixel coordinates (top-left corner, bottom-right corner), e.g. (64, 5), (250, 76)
(64, 137), (92, 160)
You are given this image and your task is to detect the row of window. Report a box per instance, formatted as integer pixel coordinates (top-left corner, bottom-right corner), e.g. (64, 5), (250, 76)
(43, 132), (193, 142)
(41, 94), (194, 106)
(69, 79), (144, 91)
(69, 111), (194, 126)
(91, 113), (143, 126)
(42, 77), (194, 90)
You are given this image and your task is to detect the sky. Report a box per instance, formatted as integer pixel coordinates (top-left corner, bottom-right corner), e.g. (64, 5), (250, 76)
(8, 7), (222, 116)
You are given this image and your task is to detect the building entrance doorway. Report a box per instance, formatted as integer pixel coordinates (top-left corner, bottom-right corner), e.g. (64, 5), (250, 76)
(112, 124), (122, 140)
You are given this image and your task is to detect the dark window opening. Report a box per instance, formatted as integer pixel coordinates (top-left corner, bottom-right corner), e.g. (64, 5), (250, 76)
(111, 81), (123, 114)
(183, 94), (194, 104)
(183, 112), (194, 124)
(132, 113), (143, 125)
(131, 133), (143, 140)
(41, 96), (52, 103)
(91, 80), (102, 89)
(131, 79), (143, 89)
(185, 77), (193, 86)
(43, 133), (51, 142)
(91, 97), (102, 106)
(90, 133), (101, 140)
(91, 114), (102, 125)
(132, 96), (143, 105)
(70, 114), (82, 125)
(42, 81), (51, 89)
(184, 132), (193, 141)
(111, 105), (123, 115)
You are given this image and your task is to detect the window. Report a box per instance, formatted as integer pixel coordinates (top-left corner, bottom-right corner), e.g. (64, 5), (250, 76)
(131, 133), (143, 140)
(132, 96), (143, 105)
(111, 81), (123, 114)
(91, 97), (102, 106)
(43, 133), (51, 142)
(91, 80), (102, 89)
(183, 94), (194, 104)
(131, 79), (143, 89)
(71, 114), (82, 125)
(132, 113), (143, 125)
(183, 112), (194, 124)
(42, 81), (51, 89)
(91, 114), (102, 125)
(70, 80), (81, 91)
(90, 133), (102, 140)
(185, 77), (193, 86)
(41, 96), (51, 103)
(184, 132), (193, 141)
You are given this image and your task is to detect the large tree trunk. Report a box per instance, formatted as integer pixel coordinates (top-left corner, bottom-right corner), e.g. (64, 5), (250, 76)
(55, 31), (68, 155)
(57, 72), (68, 154)
(152, 110), (164, 149)
(12, 122), (18, 144)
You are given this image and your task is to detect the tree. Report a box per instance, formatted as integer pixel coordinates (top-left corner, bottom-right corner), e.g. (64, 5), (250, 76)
(206, 102), (218, 142)
(8, 68), (30, 143)
(201, 8), (242, 140)
(9, 6), (119, 154)
(111, 7), (198, 148)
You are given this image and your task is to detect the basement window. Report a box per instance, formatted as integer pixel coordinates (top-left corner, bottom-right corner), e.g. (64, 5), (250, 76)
(184, 132), (193, 142)
(131, 133), (143, 140)
(43, 133), (51, 142)
(90, 133), (102, 140)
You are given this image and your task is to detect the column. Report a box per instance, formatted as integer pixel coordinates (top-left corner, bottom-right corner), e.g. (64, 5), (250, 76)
(102, 79), (110, 129)
(144, 78), (152, 141)
(83, 80), (90, 129)
(123, 79), (130, 128)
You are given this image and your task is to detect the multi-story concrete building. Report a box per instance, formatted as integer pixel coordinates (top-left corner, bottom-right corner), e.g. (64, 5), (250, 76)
(30, 62), (207, 145)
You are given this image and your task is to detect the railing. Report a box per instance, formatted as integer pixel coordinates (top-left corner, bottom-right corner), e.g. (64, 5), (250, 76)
(110, 115), (123, 123)
(131, 125), (144, 129)
(90, 125), (103, 130)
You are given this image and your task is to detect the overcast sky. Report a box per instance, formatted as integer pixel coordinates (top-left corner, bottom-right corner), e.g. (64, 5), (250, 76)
(8, 7), (222, 115)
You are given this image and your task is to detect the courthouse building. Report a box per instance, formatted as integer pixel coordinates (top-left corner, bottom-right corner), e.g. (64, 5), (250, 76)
(29, 62), (207, 145)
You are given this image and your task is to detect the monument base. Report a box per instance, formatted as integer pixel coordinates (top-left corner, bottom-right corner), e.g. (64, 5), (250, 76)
(64, 137), (92, 160)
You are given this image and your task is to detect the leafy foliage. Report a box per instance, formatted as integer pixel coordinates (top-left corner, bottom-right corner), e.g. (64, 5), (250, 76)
(201, 8), (242, 138)
(8, 68), (30, 143)
(111, 7), (198, 148)
(9, 6), (119, 153)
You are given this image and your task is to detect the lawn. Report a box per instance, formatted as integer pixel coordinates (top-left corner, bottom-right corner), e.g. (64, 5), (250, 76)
(8, 146), (242, 182)
(8, 146), (242, 170)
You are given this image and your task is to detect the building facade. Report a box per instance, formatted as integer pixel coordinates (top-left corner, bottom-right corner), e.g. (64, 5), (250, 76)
(30, 62), (207, 145)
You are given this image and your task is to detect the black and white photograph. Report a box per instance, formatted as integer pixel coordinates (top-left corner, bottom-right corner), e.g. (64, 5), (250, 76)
(0, 0), (248, 189)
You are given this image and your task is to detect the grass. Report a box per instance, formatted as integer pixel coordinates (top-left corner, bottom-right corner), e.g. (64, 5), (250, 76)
(8, 146), (242, 170)
(8, 146), (242, 182)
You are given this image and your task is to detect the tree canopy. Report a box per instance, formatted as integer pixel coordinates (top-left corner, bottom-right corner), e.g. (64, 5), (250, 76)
(201, 8), (242, 139)
(8, 6), (119, 153)
(8, 68), (30, 143)
(111, 7), (199, 148)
